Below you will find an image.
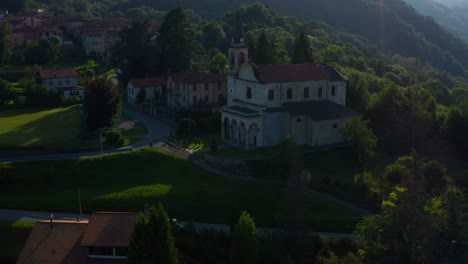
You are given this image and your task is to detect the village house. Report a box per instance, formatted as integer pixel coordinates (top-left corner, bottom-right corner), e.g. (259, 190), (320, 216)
(221, 15), (357, 149)
(17, 212), (137, 264)
(167, 70), (227, 109)
(37, 68), (85, 99)
(127, 77), (167, 105)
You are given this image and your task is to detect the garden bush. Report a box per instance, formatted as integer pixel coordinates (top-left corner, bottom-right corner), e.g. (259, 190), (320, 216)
(104, 129), (124, 145)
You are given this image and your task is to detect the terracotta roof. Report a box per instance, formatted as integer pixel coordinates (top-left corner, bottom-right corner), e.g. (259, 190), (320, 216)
(250, 63), (329, 83)
(282, 100), (358, 121)
(38, 69), (79, 79)
(320, 65), (348, 81)
(169, 70), (226, 84)
(129, 77), (166, 88)
(81, 212), (137, 248)
(17, 220), (89, 264)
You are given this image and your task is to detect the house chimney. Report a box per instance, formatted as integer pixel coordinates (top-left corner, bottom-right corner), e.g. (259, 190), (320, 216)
(50, 213), (54, 230)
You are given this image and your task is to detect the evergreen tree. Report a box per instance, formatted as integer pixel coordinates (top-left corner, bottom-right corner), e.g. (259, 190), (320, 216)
(113, 20), (152, 78)
(128, 203), (178, 264)
(252, 30), (275, 65)
(84, 78), (121, 131)
(128, 213), (152, 264)
(230, 211), (258, 264)
(0, 78), (16, 105)
(158, 7), (195, 73)
(292, 32), (312, 63)
(148, 203), (178, 264)
(0, 21), (11, 64)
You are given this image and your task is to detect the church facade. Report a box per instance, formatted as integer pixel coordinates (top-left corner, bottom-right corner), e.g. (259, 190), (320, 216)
(221, 15), (357, 149)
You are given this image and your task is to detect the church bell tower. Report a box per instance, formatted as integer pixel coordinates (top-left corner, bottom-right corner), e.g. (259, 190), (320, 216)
(228, 12), (248, 76)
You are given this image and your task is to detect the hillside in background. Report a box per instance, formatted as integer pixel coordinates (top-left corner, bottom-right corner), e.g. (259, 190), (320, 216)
(141, 0), (468, 78)
(405, 0), (468, 41)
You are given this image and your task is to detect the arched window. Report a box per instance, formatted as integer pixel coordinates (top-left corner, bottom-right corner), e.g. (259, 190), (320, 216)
(239, 52), (246, 65)
(331, 86), (336, 96)
(318, 87), (323, 98)
(229, 52), (235, 67)
(246, 87), (252, 99)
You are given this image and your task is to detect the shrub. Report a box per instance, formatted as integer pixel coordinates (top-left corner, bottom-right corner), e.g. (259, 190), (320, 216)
(322, 176), (331, 185)
(104, 130), (124, 145)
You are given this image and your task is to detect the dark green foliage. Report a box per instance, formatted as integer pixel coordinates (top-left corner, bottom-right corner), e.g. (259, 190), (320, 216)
(201, 22), (227, 52)
(113, 20), (153, 78)
(355, 154), (464, 263)
(342, 117), (377, 171)
(103, 129), (124, 145)
(446, 105), (468, 159)
(84, 78), (121, 131)
(1, 0), (27, 13)
(0, 22), (11, 65)
(128, 203), (179, 264)
(0, 79), (16, 105)
(23, 84), (65, 107)
(23, 38), (61, 65)
(210, 52), (228, 75)
(292, 32), (312, 63)
(230, 211), (258, 264)
(158, 7), (195, 73)
(367, 85), (438, 154)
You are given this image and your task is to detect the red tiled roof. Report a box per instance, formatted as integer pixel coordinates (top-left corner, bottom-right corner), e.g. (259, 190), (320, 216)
(253, 63), (329, 83)
(38, 68), (79, 79)
(169, 70), (226, 84)
(129, 77), (166, 88)
(17, 220), (89, 264)
(81, 212), (137, 248)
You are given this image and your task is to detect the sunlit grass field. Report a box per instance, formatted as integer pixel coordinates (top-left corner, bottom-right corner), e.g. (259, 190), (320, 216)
(0, 105), (86, 149)
(0, 149), (364, 232)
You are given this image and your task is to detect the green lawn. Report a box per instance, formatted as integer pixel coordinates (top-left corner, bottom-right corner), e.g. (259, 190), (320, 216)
(0, 149), (364, 232)
(0, 106), (141, 150)
(0, 221), (35, 263)
(0, 106), (85, 149)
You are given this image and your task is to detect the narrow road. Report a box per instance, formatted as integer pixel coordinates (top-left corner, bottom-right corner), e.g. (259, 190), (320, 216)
(0, 209), (357, 240)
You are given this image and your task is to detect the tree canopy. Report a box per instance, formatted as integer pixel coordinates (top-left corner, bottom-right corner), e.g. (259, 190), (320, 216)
(84, 78), (121, 131)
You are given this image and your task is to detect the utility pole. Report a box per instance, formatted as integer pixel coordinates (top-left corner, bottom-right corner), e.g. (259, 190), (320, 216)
(100, 127), (103, 160)
(78, 187), (82, 221)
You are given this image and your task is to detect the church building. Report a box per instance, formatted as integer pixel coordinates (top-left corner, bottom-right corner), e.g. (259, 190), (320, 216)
(221, 14), (358, 149)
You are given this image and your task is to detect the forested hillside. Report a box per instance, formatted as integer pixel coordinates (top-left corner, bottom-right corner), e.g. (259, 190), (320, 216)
(405, 0), (468, 41)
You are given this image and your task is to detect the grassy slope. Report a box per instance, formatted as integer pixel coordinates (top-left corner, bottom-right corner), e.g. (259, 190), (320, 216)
(0, 221), (35, 263)
(0, 149), (363, 232)
(0, 105), (85, 149)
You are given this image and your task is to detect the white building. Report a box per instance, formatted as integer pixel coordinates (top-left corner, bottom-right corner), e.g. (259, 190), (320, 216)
(221, 15), (357, 149)
(167, 70), (227, 109)
(37, 68), (85, 99)
(127, 77), (166, 105)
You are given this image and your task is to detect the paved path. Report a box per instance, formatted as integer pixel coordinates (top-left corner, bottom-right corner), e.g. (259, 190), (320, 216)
(0, 209), (357, 240)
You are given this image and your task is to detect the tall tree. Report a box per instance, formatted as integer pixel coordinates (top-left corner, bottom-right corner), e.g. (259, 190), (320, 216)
(355, 154), (464, 263)
(158, 7), (194, 73)
(342, 117), (377, 171)
(292, 32), (312, 63)
(0, 21), (11, 64)
(84, 78), (121, 131)
(210, 52), (228, 75)
(252, 30), (275, 65)
(113, 20), (152, 78)
(0, 78), (16, 105)
(128, 203), (178, 264)
(128, 213), (152, 264)
(148, 203), (178, 264)
(230, 211), (258, 264)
